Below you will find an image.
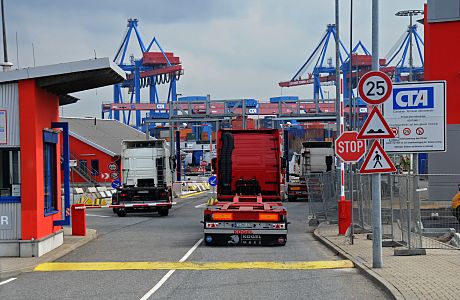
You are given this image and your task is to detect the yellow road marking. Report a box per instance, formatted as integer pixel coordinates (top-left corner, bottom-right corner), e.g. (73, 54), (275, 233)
(179, 191), (206, 198)
(34, 260), (353, 272)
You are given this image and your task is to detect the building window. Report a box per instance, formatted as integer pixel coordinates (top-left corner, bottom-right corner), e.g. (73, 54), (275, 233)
(0, 148), (20, 197)
(79, 160), (88, 175)
(91, 159), (99, 176)
(43, 130), (58, 215)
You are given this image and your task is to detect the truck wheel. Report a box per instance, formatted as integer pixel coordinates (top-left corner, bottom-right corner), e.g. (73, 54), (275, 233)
(159, 209), (169, 217)
(117, 210), (127, 217)
(112, 208), (118, 214)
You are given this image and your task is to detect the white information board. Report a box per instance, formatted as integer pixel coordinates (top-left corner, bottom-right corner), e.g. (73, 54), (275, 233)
(383, 81), (446, 153)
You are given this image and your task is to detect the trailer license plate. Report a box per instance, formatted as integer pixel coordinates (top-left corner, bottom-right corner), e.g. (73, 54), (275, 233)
(234, 223), (251, 228)
(291, 187), (301, 190)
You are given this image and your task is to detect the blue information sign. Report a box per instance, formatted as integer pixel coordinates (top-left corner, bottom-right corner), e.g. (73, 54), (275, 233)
(111, 180), (121, 189)
(208, 175), (217, 187)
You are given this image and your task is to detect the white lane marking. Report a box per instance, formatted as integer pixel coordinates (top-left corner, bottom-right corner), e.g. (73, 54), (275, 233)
(139, 238), (203, 300)
(194, 203), (207, 208)
(0, 278), (17, 286)
(85, 213), (113, 218)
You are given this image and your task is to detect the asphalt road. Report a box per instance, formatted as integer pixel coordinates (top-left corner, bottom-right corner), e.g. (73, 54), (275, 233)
(0, 193), (387, 300)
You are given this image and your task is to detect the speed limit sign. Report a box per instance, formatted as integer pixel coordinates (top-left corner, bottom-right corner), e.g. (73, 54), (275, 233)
(358, 71), (392, 105)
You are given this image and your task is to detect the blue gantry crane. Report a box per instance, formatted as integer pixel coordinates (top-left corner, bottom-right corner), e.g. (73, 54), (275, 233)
(279, 24), (349, 106)
(105, 18), (183, 129)
(384, 24), (424, 82)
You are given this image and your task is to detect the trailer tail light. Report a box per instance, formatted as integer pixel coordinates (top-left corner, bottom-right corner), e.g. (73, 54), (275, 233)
(206, 222), (220, 228)
(272, 223), (285, 229)
(212, 212), (233, 221)
(259, 213), (279, 221)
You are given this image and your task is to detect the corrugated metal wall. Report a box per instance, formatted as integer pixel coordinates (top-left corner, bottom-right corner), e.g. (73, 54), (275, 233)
(0, 203), (21, 240)
(0, 82), (19, 147)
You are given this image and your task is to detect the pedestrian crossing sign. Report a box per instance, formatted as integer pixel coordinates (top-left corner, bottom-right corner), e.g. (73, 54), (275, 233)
(360, 141), (396, 174)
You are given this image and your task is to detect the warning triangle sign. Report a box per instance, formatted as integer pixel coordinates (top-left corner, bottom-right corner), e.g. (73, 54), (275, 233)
(358, 106), (395, 139)
(360, 141), (397, 174)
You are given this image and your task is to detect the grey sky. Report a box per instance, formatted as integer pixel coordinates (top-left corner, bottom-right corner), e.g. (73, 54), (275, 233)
(4, 0), (425, 119)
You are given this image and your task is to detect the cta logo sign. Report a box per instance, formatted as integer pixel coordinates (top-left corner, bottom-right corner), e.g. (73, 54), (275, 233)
(393, 87), (434, 110)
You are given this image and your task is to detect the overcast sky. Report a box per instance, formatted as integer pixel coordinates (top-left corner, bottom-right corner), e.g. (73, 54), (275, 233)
(5, 0), (425, 119)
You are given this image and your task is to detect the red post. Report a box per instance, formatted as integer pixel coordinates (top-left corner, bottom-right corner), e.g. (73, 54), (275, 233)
(71, 204), (86, 236)
(338, 200), (352, 235)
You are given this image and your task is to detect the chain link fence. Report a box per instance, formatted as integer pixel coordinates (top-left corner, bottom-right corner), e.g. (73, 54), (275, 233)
(306, 172), (460, 250)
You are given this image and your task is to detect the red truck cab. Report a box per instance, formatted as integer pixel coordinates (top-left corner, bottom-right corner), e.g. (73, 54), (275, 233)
(203, 129), (288, 246)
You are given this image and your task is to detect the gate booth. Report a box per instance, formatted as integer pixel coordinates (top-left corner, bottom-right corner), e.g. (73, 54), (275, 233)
(0, 58), (124, 257)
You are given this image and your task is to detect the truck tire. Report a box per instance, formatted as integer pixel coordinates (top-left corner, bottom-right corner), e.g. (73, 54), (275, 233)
(159, 209), (169, 217)
(117, 210), (127, 217)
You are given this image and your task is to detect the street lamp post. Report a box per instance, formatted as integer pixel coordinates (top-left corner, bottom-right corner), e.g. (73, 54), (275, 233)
(395, 10), (424, 82)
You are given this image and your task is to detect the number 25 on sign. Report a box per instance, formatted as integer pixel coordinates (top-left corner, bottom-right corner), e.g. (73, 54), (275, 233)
(358, 71), (393, 105)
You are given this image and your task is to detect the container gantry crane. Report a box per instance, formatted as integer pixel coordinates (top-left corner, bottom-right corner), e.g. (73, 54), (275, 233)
(104, 18), (183, 129)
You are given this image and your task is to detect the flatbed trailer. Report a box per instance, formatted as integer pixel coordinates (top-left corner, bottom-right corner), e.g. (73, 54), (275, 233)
(203, 129), (288, 246)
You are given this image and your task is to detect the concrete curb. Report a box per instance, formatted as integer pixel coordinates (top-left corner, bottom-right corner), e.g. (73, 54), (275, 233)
(313, 224), (405, 300)
(0, 229), (97, 279)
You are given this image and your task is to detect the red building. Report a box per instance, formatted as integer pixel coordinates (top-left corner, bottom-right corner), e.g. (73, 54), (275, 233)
(425, 0), (460, 200)
(0, 58), (124, 257)
(61, 117), (149, 185)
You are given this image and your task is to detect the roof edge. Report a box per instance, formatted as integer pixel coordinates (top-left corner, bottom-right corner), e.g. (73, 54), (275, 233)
(69, 131), (117, 157)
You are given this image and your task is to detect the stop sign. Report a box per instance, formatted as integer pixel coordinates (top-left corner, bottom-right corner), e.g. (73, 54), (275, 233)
(335, 131), (366, 162)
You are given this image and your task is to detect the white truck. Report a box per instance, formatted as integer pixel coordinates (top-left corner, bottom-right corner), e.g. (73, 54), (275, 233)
(287, 141), (334, 201)
(111, 140), (174, 217)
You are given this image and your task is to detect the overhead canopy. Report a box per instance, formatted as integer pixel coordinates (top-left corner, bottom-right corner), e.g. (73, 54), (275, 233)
(0, 58), (126, 106)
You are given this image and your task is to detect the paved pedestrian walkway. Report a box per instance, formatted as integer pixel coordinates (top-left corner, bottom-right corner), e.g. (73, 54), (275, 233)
(0, 227), (96, 279)
(315, 223), (460, 300)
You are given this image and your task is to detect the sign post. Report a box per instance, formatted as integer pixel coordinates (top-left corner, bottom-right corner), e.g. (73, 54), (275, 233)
(335, 131), (366, 234)
(208, 175), (217, 204)
(358, 66), (394, 268)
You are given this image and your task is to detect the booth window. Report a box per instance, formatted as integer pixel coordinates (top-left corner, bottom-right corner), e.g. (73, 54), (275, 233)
(0, 148), (21, 197)
(43, 130), (58, 215)
(91, 159), (99, 176)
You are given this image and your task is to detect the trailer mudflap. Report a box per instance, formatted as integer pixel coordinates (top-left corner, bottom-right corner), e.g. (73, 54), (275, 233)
(204, 228), (287, 246)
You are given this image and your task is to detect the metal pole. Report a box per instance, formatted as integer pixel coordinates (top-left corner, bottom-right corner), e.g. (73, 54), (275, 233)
(409, 13), (413, 82)
(1, 0), (8, 63)
(371, 0), (382, 268)
(348, 0), (354, 244)
(176, 130), (181, 182)
(242, 99), (246, 129)
(169, 101), (175, 183)
(335, 0), (340, 140)
(335, 0), (346, 215)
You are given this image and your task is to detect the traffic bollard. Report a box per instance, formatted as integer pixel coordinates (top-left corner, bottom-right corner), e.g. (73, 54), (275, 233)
(338, 200), (352, 235)
(71, 204), (86, 236)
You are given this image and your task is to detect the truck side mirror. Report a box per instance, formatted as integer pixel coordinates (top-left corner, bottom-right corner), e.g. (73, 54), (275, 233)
(281, 157), (287, 170)
(170, 157), (177, 171)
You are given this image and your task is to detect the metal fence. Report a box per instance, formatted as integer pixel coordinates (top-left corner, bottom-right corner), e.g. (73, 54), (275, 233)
(306, 172), (460, 251)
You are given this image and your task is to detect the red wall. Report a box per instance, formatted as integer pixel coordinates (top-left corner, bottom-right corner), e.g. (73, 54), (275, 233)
(425, 6), (460, 124)
(18, 79), (62, 240)
(68, 136), (119, 184)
